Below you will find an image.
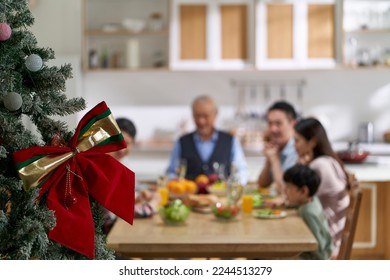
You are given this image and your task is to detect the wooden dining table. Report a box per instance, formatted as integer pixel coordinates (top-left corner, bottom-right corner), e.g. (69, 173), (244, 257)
(107, 209), (318, 259)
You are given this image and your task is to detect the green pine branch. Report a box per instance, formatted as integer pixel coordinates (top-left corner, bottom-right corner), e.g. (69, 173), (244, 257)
(0, 0), (114, 260)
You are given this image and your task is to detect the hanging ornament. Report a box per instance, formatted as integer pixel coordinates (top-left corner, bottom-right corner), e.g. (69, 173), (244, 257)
(25, 54), (43, 72)
(50, 132), (66, 147)
(3, 92), (23, 112)
(0, 23), (12, 41)
(65, 194), (78, 208)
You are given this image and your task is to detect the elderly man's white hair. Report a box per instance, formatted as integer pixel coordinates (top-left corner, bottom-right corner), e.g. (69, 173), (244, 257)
(191, 95), (218, 113)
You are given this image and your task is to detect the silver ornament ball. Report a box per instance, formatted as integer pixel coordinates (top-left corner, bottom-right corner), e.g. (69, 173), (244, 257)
(3, 92), (23, 112)
(25, 54), (43, 72)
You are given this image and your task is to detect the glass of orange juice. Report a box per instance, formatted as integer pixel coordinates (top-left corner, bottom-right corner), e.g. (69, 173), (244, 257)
(242, 194), (253, 214)
(158, 187), (169, 207)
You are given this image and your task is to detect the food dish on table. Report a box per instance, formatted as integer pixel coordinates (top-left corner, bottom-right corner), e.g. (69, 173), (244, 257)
(252, 209), (287, 219)
(159, 199), (190, 225)
(212, 202), (240, 221)
(183, 194), (219, 213)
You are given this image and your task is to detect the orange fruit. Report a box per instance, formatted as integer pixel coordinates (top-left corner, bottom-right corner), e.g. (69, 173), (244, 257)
(166, 180), (178, 190)
(184, 180), (197, 194)
(176, 181), (187, 195)
(195, 174), (209, 185)
(167, 180), (187, 196)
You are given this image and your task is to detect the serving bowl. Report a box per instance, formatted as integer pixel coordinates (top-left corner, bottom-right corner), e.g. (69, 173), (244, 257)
(159, 199), (190, 225)
(212, 202), (240, 221)
(207, 181), (227, 197)
(122, 18), (146, 33)
(337, 150), (369, 163)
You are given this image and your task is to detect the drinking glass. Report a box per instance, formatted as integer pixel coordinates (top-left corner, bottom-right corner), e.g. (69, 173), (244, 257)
(158, 187), (169, 207)
(177, 158), (187, 180)
(242, 194), (253, 214)
(157, 175), (169, 206)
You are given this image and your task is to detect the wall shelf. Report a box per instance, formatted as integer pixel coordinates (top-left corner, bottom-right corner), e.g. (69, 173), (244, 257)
(84, 29), (169, 37)
(81, 0), (169, 71)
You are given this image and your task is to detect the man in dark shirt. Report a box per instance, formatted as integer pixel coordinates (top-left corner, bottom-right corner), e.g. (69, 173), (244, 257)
(167, 95), (248, 187)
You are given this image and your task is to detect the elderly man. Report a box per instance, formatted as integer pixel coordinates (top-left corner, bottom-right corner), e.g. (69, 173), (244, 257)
(258, 101), (298, 194)
(167, 95), (248, 187)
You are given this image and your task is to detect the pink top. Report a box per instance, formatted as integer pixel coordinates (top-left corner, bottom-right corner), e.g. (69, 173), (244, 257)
(309, 156), (350, 257)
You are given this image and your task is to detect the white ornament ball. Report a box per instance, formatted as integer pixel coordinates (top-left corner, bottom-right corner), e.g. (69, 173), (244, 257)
(25, 54), (43, 72)
(0, 23), (12, 41)
(3, 92), (23, 112)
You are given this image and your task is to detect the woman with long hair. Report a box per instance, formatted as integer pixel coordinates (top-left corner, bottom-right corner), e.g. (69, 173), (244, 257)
(294, 117), (350, 258)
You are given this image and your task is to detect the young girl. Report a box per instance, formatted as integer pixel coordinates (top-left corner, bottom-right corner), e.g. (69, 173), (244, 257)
(294, 117), (350, 258)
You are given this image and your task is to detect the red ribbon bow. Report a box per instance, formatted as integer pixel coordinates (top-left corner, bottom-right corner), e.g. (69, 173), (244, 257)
(13, 102), (135, 258)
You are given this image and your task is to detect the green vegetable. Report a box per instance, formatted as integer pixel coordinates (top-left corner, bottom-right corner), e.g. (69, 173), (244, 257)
(256, 209), (273, 216)
(252, 193), (263, 207)
(159, 199), (190, 224)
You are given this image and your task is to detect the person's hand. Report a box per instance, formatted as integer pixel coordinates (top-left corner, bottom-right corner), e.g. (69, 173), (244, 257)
(297, 153), (312, 165)
(346, 172), (359, 191)
(139, 189), (153, 202)
(263, 129), (272, 143)
(263, 141), (279, 160)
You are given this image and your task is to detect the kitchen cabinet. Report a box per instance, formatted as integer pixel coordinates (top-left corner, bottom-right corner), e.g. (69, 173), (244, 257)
(346, 162), (390, 259)
(170, 0), (254, 70)
(81, 0), (390, 71)
(170, 0), (336, 70)
(351, 181), (390, 259)
(81, 0), (170, 71)
(256, 0), (337, 69)
(342, 0), (390, 67)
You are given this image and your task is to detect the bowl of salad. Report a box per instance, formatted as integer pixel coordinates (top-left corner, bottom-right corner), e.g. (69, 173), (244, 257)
(212, 202), (240, 221)
(159, 199), (191, 225)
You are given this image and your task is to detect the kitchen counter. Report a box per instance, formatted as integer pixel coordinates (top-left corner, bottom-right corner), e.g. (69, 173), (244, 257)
(127, 147), (390, 183)
(346, 159), (390, 182)
(333, 142), (390, 156)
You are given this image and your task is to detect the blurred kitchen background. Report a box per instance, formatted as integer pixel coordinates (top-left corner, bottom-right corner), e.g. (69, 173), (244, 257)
(27, 0), (390, 179)
(25, 0), (390, 259)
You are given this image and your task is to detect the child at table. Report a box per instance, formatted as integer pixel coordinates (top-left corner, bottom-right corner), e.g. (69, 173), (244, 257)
(283, 164), (332, 260)
(103, 118), (160, 234)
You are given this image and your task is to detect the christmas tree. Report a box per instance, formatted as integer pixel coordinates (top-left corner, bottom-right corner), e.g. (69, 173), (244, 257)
(0, 0), (131, 259)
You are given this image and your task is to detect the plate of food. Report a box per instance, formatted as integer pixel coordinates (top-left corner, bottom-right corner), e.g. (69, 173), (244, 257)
(252, 209), (287, 219)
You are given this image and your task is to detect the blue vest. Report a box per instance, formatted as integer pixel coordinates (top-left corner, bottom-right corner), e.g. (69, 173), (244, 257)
(179, 131), (233, 180)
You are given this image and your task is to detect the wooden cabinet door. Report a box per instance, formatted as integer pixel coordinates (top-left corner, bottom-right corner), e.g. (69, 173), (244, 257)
(170, 0), (253, 70)
(308, 4), (335, 59)
(220, 4), (248, 60)
(266, 4), (294, 59)
(351, 182), (390, 260)
(179, 5), (207, 60)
